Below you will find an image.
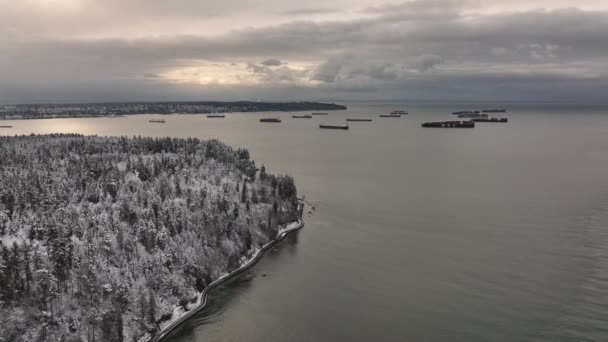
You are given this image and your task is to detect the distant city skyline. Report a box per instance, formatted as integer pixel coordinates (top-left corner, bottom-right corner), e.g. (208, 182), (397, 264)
(1, 0), (608, 103)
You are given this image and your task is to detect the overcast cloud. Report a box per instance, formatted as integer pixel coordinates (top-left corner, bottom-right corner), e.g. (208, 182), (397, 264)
(1, 0), (607, 103)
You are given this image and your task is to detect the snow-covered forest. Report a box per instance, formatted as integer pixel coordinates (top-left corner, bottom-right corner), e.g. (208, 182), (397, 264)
(0, 134), (300, 342)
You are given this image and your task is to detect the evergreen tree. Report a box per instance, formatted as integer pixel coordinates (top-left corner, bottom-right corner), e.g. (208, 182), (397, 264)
(148, 292), (157, 325)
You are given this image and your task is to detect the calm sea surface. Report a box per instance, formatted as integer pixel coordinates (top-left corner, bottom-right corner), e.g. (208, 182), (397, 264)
(3, 102), (608, 341)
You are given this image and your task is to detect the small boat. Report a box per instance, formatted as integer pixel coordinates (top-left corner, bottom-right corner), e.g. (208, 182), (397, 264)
(0, 125), (13, 128)
(320, 124), (349, 130)
(390, 110), (408, 115)
(149, 120), (165, 123)
(482, 109), (506, 113)
(260, 118), (281, 123)
(207, 114), (225, 118)
(421, 121), (475, 128)
(311, 112), (328, 115)
(346, 118), (372, 122)
(292, 115), (313, 119)
(380, 114), (401, 118)
(470, 117), (508, 123)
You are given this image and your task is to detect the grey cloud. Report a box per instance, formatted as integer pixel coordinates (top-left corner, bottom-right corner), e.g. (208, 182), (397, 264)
(411, 54), (444, 72)
(347, 63), (401, 80)
(280, 7), (341, 16)
(2, 2), (608, 103)
(311, 55), (352, 82)
(261, 58), (283, 66)
(363, 0), (471, 20)
(247, 62), (309, 82)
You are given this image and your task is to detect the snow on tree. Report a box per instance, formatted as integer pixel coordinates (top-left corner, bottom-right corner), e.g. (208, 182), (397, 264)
(0, 134), (299, 342)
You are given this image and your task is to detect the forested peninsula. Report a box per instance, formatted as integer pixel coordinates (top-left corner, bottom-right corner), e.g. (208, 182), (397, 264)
(0, 134), (300, 342)
(0, 101), (347, 120)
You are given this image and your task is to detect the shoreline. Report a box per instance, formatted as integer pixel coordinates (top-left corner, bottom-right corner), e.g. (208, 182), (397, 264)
(146, 217), (305, 342)
(0, 109), (346, 121)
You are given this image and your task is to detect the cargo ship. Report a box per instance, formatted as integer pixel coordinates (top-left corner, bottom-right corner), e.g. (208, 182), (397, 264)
(149, 119), (166, 123)
(380, 114), (401, 118)
(421, 121), (475, 128)
(292, 114), (313, 119)
(346, 118), (372, 122)
(312, 112), (328, 115)
(260, 118), (281, 123)
(457, 113), (488, 119)
(207, 114), (225, 118)
(470, 117), (508, 122)
(452, 110), (481, 115)
(482, 109), (506, 113)
(320, 124), (349, 130)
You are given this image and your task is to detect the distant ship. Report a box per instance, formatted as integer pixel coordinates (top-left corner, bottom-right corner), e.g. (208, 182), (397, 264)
(390, 110), (408, 115)
(292, 114), (313, 119)
(422, 121), (475, 128)
(346, 118), (372, 122)
(320, 124), (349, 130)
(260, 118), (281, 123)
(470, 117), (508, 123)
(380, 114), (401, 117)
(452, 111), (481, 115)
(482, 109), (507, 113)
(457, 113), (488, 119)
(312, 112), (328, 115)
(0, 125), (13, 128)
(149, 119), (165, 123)
(207, 114), (225, 118)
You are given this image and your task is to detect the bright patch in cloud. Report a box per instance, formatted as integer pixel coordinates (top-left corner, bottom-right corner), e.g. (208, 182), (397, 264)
(159, 61), (314, 86)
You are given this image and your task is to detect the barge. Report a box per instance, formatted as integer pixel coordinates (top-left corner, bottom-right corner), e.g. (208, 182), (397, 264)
(292, 114), (313, 119)
(346, 118), (372, 122)
(149, 120), (166, 123)
(0, 125), (13, 128)
(470, 118), (508, 123)
(421, 121), (475, 128)
(207, 114), (225, 118)
(320, 124), (349, 130)
(260, 118), (281, 123)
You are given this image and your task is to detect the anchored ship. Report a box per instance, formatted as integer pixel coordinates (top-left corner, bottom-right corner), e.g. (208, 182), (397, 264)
(260, 118), (281, 123)
(458, 113), (488, 119)
(421, 121), (475, 128)
(346, 118), (372, 122)
(320, 124), (349, 130)
(470, 117), (508, 122)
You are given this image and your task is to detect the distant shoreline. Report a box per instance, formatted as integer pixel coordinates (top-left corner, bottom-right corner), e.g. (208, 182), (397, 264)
(0, 101), (347, 120)
(147, 217), (305, 342)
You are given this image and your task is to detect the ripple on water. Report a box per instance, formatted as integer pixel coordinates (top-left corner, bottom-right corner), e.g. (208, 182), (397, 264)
(532, 198), (608, 342)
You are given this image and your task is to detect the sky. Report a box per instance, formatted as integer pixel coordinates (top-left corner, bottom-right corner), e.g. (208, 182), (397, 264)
(1, 0), (608, 104)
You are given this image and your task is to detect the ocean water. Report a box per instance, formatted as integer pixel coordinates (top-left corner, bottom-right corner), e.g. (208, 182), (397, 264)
(3, 102), (608, 341)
